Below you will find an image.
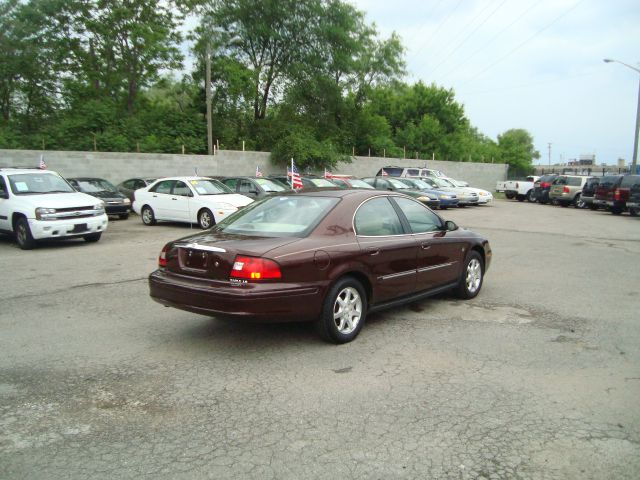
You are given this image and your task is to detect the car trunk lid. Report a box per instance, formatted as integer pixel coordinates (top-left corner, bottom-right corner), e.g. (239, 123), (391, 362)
(165, 231), (298, 280)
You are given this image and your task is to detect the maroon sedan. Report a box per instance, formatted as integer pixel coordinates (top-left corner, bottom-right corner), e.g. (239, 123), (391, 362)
(149, 189), (492, 343)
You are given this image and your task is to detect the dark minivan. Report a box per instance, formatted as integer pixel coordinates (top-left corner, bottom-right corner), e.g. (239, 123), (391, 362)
(532, 174), (559, 204)
(594, 174), (640, 215)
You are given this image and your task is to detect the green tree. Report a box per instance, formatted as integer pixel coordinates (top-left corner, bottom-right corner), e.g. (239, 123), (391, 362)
(497, 128), (540, 174)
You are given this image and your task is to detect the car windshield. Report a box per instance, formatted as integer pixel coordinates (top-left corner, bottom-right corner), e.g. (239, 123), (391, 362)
(309, 178), (337, 187)
(75, 178), (118, 193)
(216, 195), (339, 237)
(405, 178), (430, 189)
(255, 178), (287, 192)
(430, 177), (454, 188)
(191, 179), (233, 195)
(347, 179), (374, 189)
(388, 178), (412, 189)
(448, 179), (466, 187)
(8, 173), (75, 195)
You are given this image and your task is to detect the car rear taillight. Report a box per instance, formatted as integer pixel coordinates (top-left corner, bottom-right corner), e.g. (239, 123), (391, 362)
(158, 244), (169, 267)
(541, 182), (550, 189)
(614, 188), (621, 201)
(563, 186), (570, 193)
(231, 255), (281, 280)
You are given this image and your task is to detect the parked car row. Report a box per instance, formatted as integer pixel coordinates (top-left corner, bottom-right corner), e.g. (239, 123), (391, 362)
(500, 172), (640, 216)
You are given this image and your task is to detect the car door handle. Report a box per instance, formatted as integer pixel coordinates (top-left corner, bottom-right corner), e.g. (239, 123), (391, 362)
(366, 247), (380, 256)
(421, 243), (431, 250)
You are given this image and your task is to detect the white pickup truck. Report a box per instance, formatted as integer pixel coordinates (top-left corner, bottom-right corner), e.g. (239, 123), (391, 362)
(503, 176), (540, 202)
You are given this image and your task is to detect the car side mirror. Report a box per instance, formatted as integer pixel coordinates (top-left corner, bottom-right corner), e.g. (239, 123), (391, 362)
(444, 220), (458, 231)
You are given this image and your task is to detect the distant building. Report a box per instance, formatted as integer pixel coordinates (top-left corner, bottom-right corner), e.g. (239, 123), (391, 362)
(579, 154), (595, 166)
(617, 158), (626, 168)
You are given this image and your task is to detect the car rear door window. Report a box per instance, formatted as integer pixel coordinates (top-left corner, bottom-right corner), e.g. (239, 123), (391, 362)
(172, 181), (191, 196)
(151, 180), (174, 194)
(355, 197), (404, 236)
(567, 177), (582, 186)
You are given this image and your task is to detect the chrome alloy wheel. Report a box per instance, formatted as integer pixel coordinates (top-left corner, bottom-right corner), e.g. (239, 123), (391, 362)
(199, 210), (212, 228)
(333, 287), (363, 334)
(466, 258), (482, 294)
(142, 208), (153, 224)
(16, 223), (28, 246)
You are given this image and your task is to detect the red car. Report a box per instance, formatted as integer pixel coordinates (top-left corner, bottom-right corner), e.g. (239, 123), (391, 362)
(149, 189), (492, 343)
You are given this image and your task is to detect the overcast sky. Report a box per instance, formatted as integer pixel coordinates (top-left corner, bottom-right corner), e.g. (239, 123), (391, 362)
(350, 0), (640, 165)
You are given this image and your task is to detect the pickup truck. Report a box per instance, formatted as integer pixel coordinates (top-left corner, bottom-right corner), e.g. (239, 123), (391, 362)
(504, 176), (539, 202)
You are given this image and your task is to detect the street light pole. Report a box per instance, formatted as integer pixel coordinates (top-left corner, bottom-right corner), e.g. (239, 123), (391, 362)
(206, 44), (213, 156)
(604, 58), (640, 173)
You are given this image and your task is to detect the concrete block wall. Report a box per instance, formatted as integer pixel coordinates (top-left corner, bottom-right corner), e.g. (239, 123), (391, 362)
(0, 149), (508, 191)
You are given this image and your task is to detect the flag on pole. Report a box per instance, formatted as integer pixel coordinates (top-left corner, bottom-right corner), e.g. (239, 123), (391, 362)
(324, 168), (333, 179)
(38, 154), (47, 170)
(381, 168), (388, 177)
(289, 159), (303, 190)
(255, 165), (263, 177)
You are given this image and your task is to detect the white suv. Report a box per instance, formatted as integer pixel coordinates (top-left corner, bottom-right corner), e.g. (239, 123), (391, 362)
(0, 168), (108, 249)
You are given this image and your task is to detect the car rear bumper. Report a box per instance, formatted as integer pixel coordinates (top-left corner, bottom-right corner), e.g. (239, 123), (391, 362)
(28, 214), (108, 240)
(149, 269), (324, 322)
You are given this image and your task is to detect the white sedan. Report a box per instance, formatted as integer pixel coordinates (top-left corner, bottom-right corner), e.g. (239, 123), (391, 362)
(448, 179), (494, 204)
(132, 177), (253, 228)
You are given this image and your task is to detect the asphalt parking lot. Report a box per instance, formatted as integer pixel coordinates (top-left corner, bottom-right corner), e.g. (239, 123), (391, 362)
(1, 200), (639, 479)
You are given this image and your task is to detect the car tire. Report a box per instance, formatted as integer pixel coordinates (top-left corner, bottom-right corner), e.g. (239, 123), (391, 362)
(198, 208), (215, 229)
(316, 276), (367, 344)
(560, 201), (568, 207)
(83, 233), (102, 243)
(505, 192), (515, 199)
(574, 194), (585, 209)
(119, 213), (130, 220)
(526, 190), (535, 202)
(516, 195), (525, 202)
(611, 206), (623, 215)
(141, 206), (156, 225)
(455, 251), (484, 300)
(15, 217), (36, 250)
(588, 203), (598, 211)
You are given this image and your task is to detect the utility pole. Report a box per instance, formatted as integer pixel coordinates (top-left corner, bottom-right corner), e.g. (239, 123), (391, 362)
(548, 142), (552, 167)
(206, 44), (213, 156)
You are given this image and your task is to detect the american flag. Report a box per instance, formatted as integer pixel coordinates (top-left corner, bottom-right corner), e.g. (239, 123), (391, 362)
(255, 165), (263, 177)
(288, 160), (303, 189)
(38, 154), (47, 170)
(381, 168), (388, 176)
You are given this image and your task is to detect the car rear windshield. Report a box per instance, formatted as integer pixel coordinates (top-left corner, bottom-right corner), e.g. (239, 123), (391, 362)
(215, 196), (339, 237)
(599, 175), (622, 188)
(620, 175), (640, 188)
(8, 173), (75, 195)
(347, 179), (374, 189)
(377, 167), (402, 176)
(555, 176), (583, 186)
(539, 175), (557, 183)
(309, 178), (337, 187)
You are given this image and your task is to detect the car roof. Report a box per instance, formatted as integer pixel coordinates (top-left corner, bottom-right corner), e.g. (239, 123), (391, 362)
(0, 167), (56, 174)
(68, 177), (110, 181)
(151, 176), (221, 182)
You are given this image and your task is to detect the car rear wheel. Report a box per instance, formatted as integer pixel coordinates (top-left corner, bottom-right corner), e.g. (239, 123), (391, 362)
(630, 207), (639, 217)
(526, 190), (535, 202)
(588, 203), (598, 210)
(141, 206), (156, 225)
(574, 194), (585, 209)
(15, 217), (36, 250)
(83, 233), (102, 243)
(456, 251), (484, 299)
(198, 208), (214, 229)
(516, 195), (525, 202)
(611, 206), (623, 215)
(316, 276), (366, 344)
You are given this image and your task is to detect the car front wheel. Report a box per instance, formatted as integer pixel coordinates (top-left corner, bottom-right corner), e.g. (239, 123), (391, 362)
(316, 277), (366, 344)
(15, 217), (36, 250)
(456, 251), (484, 299)
(83, 233), (102, 243)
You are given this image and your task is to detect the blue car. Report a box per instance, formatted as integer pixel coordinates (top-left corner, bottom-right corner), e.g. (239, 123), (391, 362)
(397, 178), (459, 209)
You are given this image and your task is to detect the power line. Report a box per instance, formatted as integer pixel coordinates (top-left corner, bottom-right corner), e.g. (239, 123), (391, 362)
(438, 0), (540, 81)
(459, 0), (586, 86)
(426, 0), (508, 78)
(406, 0), (464, 63)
